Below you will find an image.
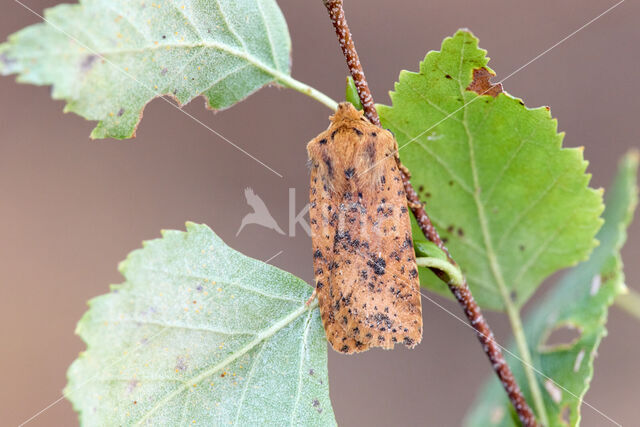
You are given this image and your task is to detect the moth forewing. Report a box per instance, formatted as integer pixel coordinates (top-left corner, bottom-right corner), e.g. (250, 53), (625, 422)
(308, 103), (423, 354)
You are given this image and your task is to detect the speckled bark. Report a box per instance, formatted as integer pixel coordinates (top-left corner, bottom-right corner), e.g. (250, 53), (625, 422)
(322, 0), (380, 127)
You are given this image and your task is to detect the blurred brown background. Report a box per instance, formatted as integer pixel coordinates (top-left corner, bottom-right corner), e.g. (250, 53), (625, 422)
(1, 0), (638, 425)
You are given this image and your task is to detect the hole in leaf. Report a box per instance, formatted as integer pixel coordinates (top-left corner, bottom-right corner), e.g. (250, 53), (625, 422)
(573, 349), (585, 372)
(560, 404), (571, 425)
(490, 406), (504, 424)
(539, 323), (582, 352)
(590, 274), (601, 296)
(544, 379), (562, 403)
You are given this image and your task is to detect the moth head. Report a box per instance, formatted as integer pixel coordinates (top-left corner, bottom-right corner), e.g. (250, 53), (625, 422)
(330, 102), (366, 124)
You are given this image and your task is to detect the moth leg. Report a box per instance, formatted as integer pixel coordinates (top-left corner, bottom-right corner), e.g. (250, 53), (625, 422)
(389, 135), (411, 178)
(408, 200), (423, 209)
(305, 287), (318, 306)
(398, 160), (412, 178)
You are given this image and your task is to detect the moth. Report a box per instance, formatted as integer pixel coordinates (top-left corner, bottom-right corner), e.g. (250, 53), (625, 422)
(307, 102), (423, 354)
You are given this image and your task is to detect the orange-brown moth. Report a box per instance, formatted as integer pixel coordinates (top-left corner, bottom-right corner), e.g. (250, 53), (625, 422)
(307, 102), (423, 354)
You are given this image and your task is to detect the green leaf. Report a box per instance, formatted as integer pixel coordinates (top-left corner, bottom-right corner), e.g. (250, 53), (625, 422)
(66, 223), (335, 426)
(465, 151), (638, 427)
(0, 0), (292, 139)
(378, 30), (604, 310)
(345, 76), (363, 110)
(414, 240), (449, 261)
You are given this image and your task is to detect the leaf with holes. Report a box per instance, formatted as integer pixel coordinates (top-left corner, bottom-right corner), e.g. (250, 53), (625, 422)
(465, 152), (638, 426)
(0, 0), (291, 139)
(378, 30), (604, 310)
(66, 223), (335, 425)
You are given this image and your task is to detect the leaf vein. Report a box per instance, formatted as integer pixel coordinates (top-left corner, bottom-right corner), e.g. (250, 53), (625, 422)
(133, 303), (316, 425)
(497, 169), (567, 249)
(213, 0), (249, 51)
(233, 342), (266, 424)
(386, 119), (474, 195)
(290, 309), (314, 425)
(513, 214), (576, 285)
(137, 266), (304, 303)
(405, 78), (462, 121)
(104, 317), (258, 336)
(256, 0), (280, 71)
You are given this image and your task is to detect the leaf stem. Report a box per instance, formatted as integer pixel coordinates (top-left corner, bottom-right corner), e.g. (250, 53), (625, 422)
(319, 1), (538, 425)
(615, 288), (640, 320)
(505, 298), (549, 426)
(416, 257), (463, 287)
(275, 71), (338, 111)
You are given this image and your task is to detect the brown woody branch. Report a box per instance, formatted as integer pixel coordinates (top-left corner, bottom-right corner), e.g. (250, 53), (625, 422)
(322, 0), (380, 126)
(321, 1), (537, 425)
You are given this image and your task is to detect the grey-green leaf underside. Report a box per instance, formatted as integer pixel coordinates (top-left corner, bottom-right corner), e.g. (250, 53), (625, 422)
(0, 0), (291, 139)
(378, 30), (604, 310)
(66, 223), (335, 426)
(466, 152), (638, 426)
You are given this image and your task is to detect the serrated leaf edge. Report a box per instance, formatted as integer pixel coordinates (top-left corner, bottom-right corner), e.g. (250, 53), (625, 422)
(66, 222), (321, 424)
